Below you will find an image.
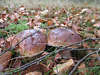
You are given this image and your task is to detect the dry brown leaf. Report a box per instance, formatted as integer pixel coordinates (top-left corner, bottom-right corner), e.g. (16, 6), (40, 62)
(25, 71), (42, 75)
(0, 48), (1, 53)
(93, 22), (100, 27)
(6, 35), (16, 49)
(0, 51), (12, 71)
(0, 38), (5, 48)
(96, 30), (100, 37)
(83, 43), (89, 48)
(53, 59), (74, 75)
(88, 59), (95, 67)
(47, 20), (53, 26)
(22, 64), (48, 75)
(38, 19), (46, 23)
(88, 50), (99, 58)
(72, 25), (80, 34)
(84, 33), (96, 38)
(78, 63), (87, 75)
(6, 35), (16, 42)
(0, 22), (8, 28)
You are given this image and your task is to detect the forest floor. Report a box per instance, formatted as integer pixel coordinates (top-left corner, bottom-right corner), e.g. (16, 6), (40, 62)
(0, 5), (100, 75)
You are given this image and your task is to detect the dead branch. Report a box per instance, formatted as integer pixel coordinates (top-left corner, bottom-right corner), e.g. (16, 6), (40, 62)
(67, 38), (100, 47)
(3, 38), (100, 74)
(68, 48), (100, 75)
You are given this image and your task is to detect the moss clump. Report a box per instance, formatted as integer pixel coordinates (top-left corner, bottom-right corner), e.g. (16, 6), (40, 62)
(5, 20), (29, 34)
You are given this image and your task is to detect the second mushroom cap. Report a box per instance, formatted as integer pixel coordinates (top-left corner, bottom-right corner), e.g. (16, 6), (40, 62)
(48, 27), (82, 47)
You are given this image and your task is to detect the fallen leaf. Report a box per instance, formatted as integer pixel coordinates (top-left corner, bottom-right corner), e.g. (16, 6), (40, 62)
(0, 38), (5, 48)
(0, 22), (8, 28)
(25, 71), (42, 75)
(93, 22), (100, 27)
(53, 59), (74, 75)
(78, 63), (87, 75)
(0, 51), (12, 71)
(72, 24), (80, 33)
(40, 10), (48, 15)
(47, 20), (53, 26)
(22, 64), (48, 75)
(96, 30), (100, 37)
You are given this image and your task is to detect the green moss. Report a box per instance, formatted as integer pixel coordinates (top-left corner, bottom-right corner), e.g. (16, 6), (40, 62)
(0, 29), (7, 38)
(5, 20), (29, 34)
(0, 20), (29, 38)
(40, 22), (47, 28)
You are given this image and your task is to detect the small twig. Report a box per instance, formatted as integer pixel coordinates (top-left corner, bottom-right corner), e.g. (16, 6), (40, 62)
(52, 37), (99, 53)
(62, 47), (99, 51)
(3, 54), (51, 75)
(67, 38), (100, 47)
(68, 48), (100, 75)
(4, 43), (100, 74)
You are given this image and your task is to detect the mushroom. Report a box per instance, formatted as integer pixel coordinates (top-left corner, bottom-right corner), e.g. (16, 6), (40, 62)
(11, 29), (47, 57)
(48, 27), (82, 59)
(48, 27), (82, 46)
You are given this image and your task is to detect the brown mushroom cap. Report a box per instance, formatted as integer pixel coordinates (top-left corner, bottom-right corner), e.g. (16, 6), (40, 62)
(48, 27), (82, 46)
(12, 29), (47, 57)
